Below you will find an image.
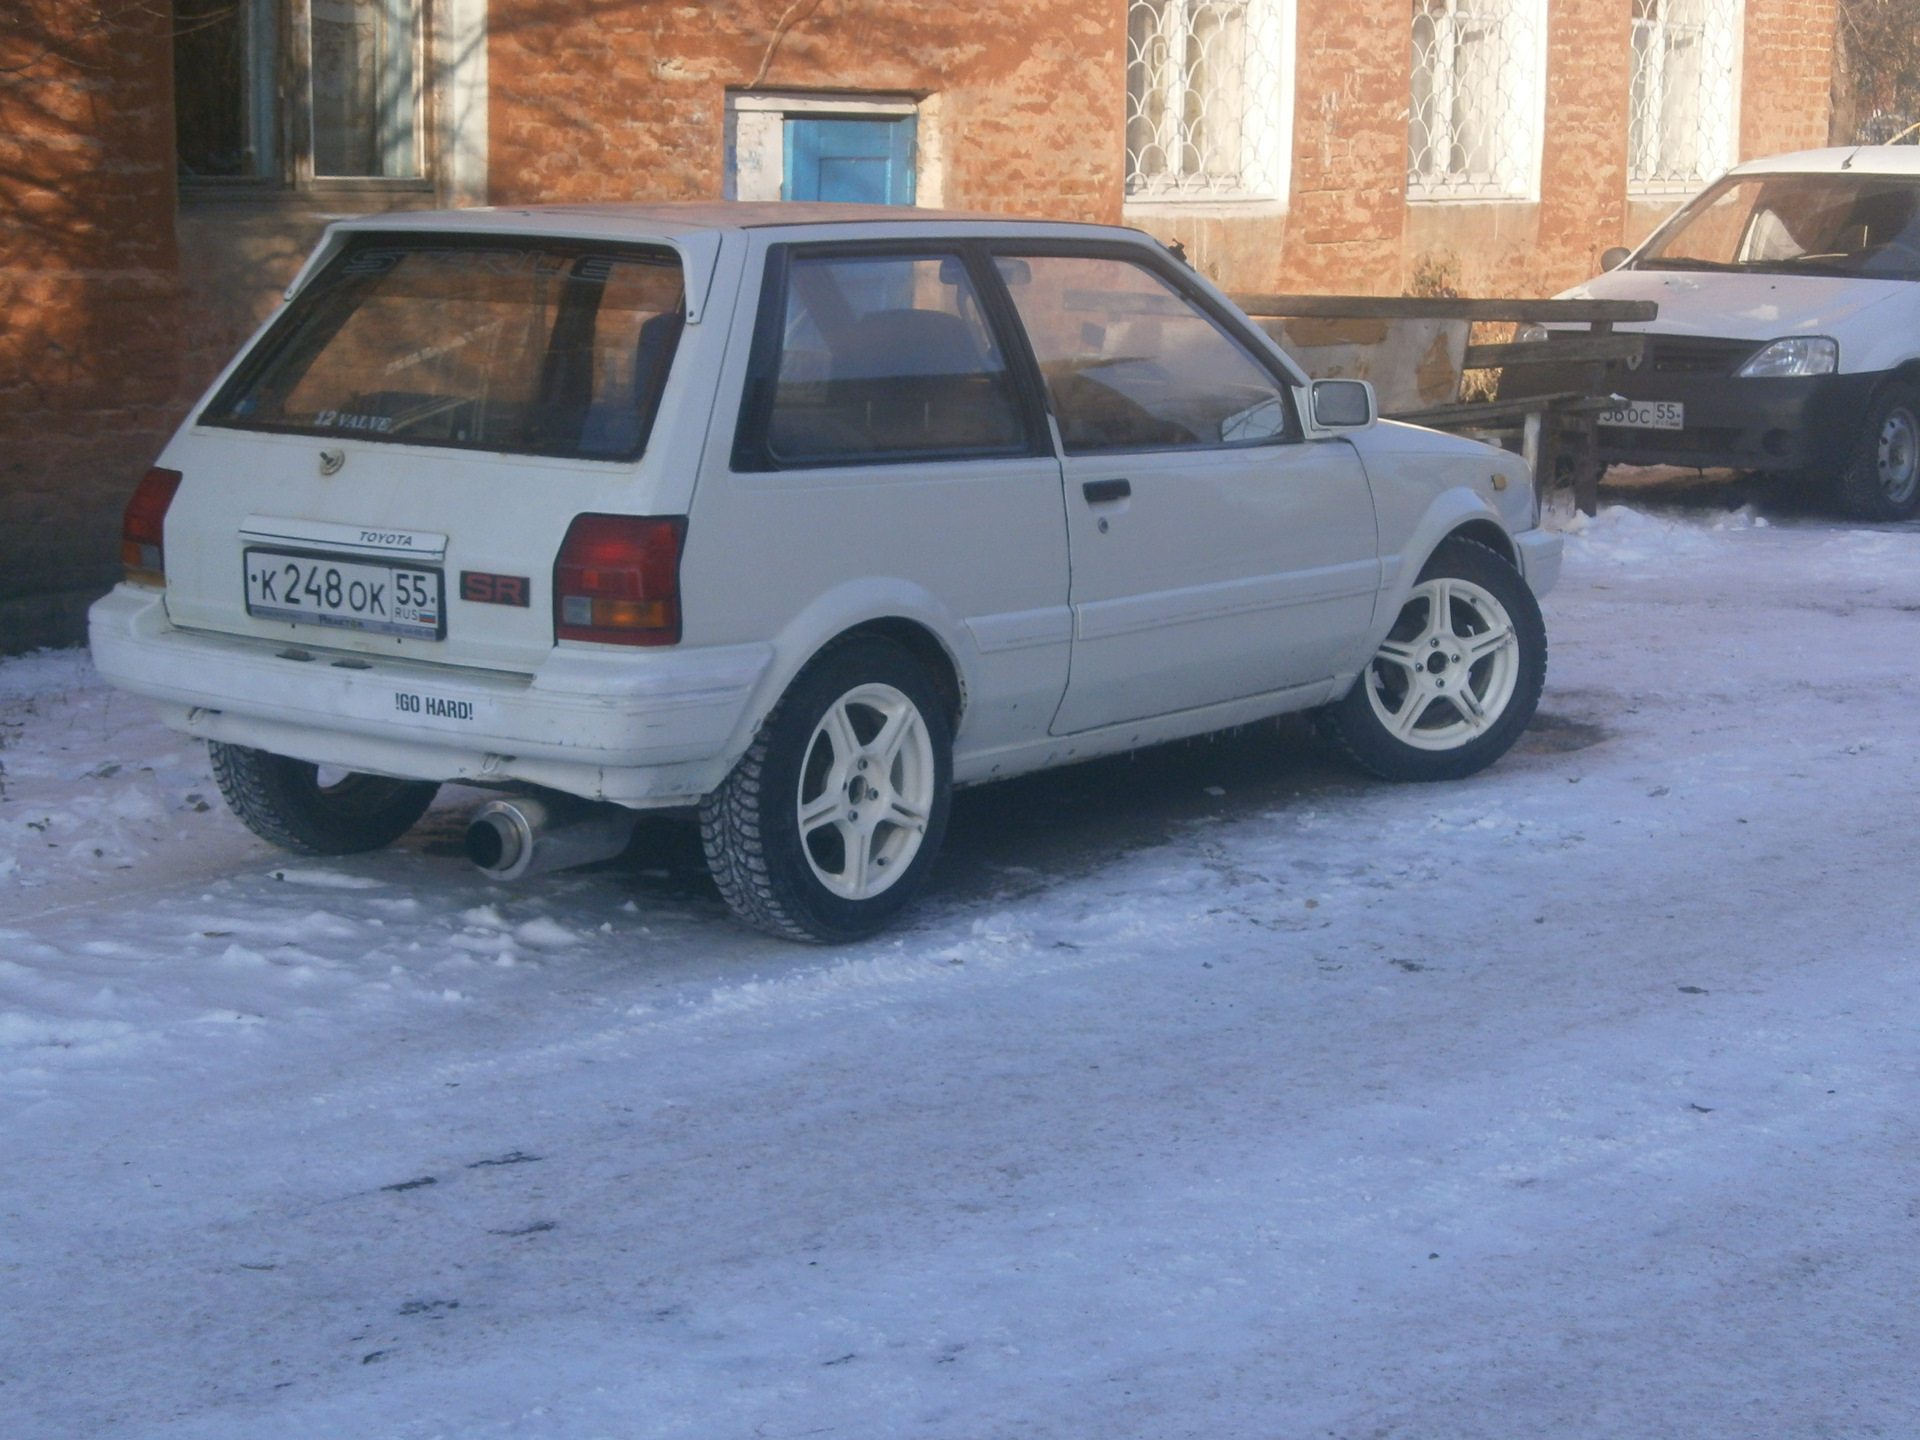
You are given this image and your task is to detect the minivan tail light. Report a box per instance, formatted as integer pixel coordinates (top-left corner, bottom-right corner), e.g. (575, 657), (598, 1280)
(553, 514), (685, 646)
(121, 467), (182, 587)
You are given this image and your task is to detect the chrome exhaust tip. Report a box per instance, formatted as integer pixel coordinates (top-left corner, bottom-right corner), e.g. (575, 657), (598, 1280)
(464, 796), (637, 881)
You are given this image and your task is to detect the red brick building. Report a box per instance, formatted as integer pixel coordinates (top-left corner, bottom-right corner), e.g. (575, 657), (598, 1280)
(1, 0), (1837, 650)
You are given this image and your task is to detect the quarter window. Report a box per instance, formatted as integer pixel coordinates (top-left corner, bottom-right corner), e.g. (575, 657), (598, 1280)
(1407, 0), (1548, 201)
(997, 254), (1295, 454)
(753, 254), (1028, 466)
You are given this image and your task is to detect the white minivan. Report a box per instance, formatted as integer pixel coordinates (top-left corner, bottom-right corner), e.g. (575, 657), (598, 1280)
(91, 204), (1558, 940)
(1549, 145), (1920, 519)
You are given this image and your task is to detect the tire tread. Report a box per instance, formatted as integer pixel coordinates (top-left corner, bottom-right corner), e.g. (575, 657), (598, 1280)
(208, 742), (437, 855)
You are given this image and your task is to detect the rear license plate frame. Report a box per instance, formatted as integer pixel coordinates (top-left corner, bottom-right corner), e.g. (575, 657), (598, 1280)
(243, 547), (445, 641)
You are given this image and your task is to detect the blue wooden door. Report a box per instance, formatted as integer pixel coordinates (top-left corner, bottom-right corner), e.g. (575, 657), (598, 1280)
(784, 117), (917, 205)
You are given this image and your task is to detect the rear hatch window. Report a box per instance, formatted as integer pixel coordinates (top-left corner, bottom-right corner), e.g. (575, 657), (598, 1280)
(203, 235), (686, 461)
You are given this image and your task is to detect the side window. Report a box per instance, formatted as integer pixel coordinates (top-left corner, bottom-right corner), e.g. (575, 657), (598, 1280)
(754, 253), (1029, 466)
(997, 253), (1295, 454)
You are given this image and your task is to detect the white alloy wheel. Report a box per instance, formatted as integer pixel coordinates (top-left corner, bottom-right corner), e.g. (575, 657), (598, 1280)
(1364, 576), (1522, 752)
(795, 682), (936, 900)
(1874, 404), (1919, 507)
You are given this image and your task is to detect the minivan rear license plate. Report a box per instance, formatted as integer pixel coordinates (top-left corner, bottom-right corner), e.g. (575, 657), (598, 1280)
(244, 548), (444, 640)
(1597, 399), (1684, 430)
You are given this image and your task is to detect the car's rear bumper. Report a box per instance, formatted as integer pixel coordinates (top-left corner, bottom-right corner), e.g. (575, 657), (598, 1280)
(88, 585), (771, 805)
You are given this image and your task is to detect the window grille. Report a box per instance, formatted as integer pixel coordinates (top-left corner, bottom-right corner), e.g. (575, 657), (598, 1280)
(1126, 0), (1290, 202)
(1628, 0), (1740, 195)
(1408, 0), (1546, 201)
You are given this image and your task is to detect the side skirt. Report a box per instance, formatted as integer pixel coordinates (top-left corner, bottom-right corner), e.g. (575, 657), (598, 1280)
(951, 677), (1346, 788)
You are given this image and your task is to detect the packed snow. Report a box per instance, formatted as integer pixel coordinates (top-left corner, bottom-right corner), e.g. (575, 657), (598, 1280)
(6, 498), (1920, 1437)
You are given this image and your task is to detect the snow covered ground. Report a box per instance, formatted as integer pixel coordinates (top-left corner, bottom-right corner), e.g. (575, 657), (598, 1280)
(6, 498), (1920, 1438)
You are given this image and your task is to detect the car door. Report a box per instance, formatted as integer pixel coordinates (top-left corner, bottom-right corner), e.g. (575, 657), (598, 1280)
(992, 248), (1382, 736)
(687, 240), (1071, 760)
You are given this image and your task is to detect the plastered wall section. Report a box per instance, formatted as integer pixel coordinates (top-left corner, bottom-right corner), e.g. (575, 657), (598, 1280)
(485, 0), (1126, 223)
(0, 2), (184, 651)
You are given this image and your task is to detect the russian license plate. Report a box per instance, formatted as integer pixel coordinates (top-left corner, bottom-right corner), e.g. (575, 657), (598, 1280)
(1597, 399), (1684, 430)
(244, 549), (444, 640)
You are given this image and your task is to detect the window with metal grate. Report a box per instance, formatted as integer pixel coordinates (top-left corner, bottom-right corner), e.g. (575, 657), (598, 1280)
(1407, 0), (1548, 202)
(1628, 0), (1742, 196)
(1125, 0), (1293, 203)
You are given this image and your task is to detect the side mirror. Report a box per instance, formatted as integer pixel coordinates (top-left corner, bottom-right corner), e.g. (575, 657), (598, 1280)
(1310, 378), (1376, 431)
(1600, 246), (1632, 272)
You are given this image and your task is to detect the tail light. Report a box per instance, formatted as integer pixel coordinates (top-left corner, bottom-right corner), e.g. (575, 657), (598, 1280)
(553, 514), (685, 647)
(121, 467), (182, 587)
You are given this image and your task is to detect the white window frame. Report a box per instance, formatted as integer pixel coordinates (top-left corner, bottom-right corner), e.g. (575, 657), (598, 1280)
(175, 0), (488, 204)
(1628, 0), (1743, 197)
(1124, 0), (1296, 207)
(1407, 0), (1549, 203)
(723, 92), (938, 206)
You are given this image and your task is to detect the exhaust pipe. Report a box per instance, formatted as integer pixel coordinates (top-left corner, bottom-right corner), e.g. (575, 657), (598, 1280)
(464, 796), (637, 881)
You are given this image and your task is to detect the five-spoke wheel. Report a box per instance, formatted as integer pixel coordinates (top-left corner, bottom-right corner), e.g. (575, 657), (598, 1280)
(1364, 574), (1523, 751)
(701, 636), (953, 942)
(795, 681), (937, 901)
(1320, 536), (1546, 782)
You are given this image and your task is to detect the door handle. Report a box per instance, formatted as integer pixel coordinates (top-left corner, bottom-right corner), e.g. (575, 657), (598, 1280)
(1082, 478), (1131, 505)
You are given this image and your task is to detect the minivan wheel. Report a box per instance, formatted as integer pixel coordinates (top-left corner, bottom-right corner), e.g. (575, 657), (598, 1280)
(700, 637), (953, 943)
(1835, 382), (1920, 521)
(1318, 536), (1546, 783)
(208, 742), (440, 855)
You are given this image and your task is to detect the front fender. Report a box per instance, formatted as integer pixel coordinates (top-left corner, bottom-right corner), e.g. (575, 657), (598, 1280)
(1354, 485), (1520, 663)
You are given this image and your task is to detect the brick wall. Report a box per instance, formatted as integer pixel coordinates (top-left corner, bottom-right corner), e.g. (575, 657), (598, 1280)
(487, 0), (1126, 222)
(1743, 0), (1840, 159)
(0, 0), (183, 651)
(0, 0), (1846, 653)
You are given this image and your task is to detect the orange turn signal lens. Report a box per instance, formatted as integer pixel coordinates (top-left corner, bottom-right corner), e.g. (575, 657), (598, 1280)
(553, 514), (685, 646)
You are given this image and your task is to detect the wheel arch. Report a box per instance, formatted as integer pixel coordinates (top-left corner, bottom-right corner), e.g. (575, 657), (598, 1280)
(829, 616), (966, 728)
(1439, 517), (1518, 570)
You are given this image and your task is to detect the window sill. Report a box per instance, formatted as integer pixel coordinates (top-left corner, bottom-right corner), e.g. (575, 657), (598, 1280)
(1122, 196), (1288, 220)
(1405, 191), (1541, 206)
(178, 180), (441, 218)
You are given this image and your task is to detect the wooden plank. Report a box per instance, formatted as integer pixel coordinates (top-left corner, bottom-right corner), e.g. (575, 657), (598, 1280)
(1385, 392), (1627, 426)
(1463, 333), (1645, 369)
(1232, 293), (1659, 323)
(1386, 392), (1581, 425)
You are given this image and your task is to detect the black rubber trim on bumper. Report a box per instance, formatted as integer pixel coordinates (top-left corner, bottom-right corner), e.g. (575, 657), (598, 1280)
(1502, 360), (1890, 473)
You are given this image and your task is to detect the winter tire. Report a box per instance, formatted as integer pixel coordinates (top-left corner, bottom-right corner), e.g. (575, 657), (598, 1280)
(208, 742), (440, 855)
(1835, 382), (1920, 521)
(700, 636), (953, 943)
(1318, 536), (1546, 783)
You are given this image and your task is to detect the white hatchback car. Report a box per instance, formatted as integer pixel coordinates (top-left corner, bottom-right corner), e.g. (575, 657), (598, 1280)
(92, 204), (1560, 941)
(1552, 145), (1920, 519)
